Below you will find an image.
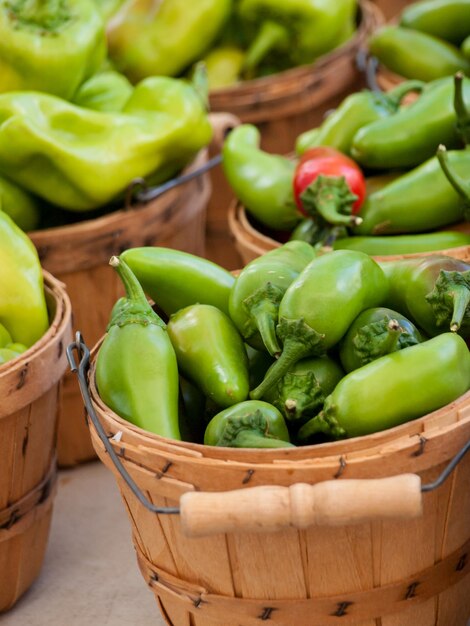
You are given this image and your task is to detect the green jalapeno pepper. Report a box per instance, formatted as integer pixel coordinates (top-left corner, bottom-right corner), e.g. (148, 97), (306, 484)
(379, 255), (470, 337)
(332, 231), (470, 255)
(262, 356), (343, 423)
(204, 400), (293, 448)
(400, 0), (470, 46)
(250, 250), (388, 399)
(229, 241), (317, 356)
(107, 0), (232, 81)
(73, 70), (134, 113)
(295, 81), (424, 157)
(167, 304), (249, 409)
(96, 257), (181, 439)
(339, 307), (423, 373)
(369, 26), (470, 82)
(0, 211), (48, 347)
(353, 149), (470, 235)
(299, 333), (470, 441)
(0, 0), (106, 99)
(222, 124), (300, 231)
(120, 247), (235, 318)
(351, 75), (470, 169)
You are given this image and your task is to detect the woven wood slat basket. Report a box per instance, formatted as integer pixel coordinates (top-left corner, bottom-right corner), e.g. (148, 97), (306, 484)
(229, 200), (470, 265)
(205, 0), (384, 271)
(0, 272), (72, 612)
(29, 149), (212, 468)
(370, 0), (413, 20)
(81, 340), (470, 626)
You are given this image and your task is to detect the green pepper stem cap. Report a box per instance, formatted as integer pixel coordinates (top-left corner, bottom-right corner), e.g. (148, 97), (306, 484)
(9, 0), (71, 31)
(242, 20), (289, 75)
(250, 317), (325, 400)
(300, 176), (362, 227)
(425, 269), (470, 332)
(297, 403), (346, 441)
(211, 410), (293, 448)
(243, 283), (283, 356)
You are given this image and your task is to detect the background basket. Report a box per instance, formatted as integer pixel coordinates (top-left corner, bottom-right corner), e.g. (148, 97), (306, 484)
(29, 149), (212, 468)
(0, 271), (72, 612)
(229, 201), (470, 265)
(205, 0), (384, 270)
(69, 334), (470, 626)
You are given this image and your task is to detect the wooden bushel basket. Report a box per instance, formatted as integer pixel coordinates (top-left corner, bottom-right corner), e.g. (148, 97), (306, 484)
(28, 140), (218, 468)
(69, 333), (470, 626)
(370, 0), (412, 20)
(205, 0), (384, 270)
(229, 201), (470, 266)
(0, 272), (72, 611)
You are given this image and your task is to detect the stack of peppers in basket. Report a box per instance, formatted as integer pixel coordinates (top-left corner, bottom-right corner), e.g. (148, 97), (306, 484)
(95, 240), (470, 449)
(224, 73), (470, 256)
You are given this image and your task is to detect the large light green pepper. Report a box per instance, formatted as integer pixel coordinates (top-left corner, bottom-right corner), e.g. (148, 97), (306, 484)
(73, 70), (134, 112)
(0, 77), (212, 211)
(0, 211), (48, 347)
(107, 0), (232, 82)
(0, 0), (106, 99)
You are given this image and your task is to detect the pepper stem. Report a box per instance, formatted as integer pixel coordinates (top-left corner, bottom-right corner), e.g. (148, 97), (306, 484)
(450, 286), (470, 332)
(425, 269), (470, 332)
(385, 80), (425, 109)
(243, 283), (283, 356)
(300, 176), (362, 227)
(232, 430), (294, 448)
(297, 412), (332, 440)
(250, 317), (325, 400)
(453, 72), (470, 145)
(437, 144), (470, 202)
(242, 20), (289, 76)
(378, 320), (403, 353)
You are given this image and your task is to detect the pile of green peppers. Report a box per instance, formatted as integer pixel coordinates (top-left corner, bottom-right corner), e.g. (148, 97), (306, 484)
(0, 0), (213, 231)
(369, 0), (470, 82)
(0, 210), (49, 366)
(96, 245), (470, 448)
(223, 72), (470, 257)
(102, 0), (360, 90)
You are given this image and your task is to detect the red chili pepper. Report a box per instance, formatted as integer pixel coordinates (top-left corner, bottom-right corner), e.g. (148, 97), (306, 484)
(293, 147), (366, 227)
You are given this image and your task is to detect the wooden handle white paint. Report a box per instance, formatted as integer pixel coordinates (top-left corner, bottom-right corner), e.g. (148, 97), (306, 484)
(180, 474), (423, 538)
(208, 112), (241, 151)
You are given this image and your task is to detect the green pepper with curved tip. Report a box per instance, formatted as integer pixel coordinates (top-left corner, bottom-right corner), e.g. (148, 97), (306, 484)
(107, 0), (232, 82)
(120, 247), (235, 318)
(295, 81), (425, 157)
(379, 255), (470, 337)
(73, 70), (133, 112)
(229, 241), (317, 356)
(0, 77), (212, 211)
(167, 304), (249, 409)
(250, 250), (388, 399)
(298, 333), (470, 441)
(400, 0), (470, 46)
(202, 46), (245, 90)
(339, 307), (423, 373)
(0, 0), (106, 99)
(262, 356), (343, 423)
(351, 75), (470, 169)
(222, 124), (300, 231)
(369, 26), (470, 82)
(332, 232), (470, 255)
(204, 400), (293, 448)
(0, 211), (48, 347)
(96, 257), (180, 439)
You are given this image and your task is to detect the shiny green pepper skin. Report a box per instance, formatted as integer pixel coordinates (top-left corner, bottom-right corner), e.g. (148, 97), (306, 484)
(295, 81), (424, 157)
(351, 76), (470, 169)
(333, 231), (470, 255)
(262, 356), (344, 422)
(203, 46), (245, 90)
(222, 124), (300, 230)
(73, 70), (133, 112)
(204, 400), (293, 448)
(167, 304), (249, 408)
(250, 250), (388, 399)
(339, 307), (423, 373)
(0, 176), (39, 231)
(401, 0), (470, 46)
(299, 333), (470, 440)
(379, 255), (470, 338)
(354, 149), (470, 235)
(96, 257), (180, 439)
(121, 247), (235, 318)
(369, 26), (470, 82)
(0, 0), (106, 99)
(229, 241), (317, 355)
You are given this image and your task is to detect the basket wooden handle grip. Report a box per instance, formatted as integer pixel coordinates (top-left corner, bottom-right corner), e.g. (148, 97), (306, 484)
(180, 474), (423, 537)
(208, 112), (241, 152)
